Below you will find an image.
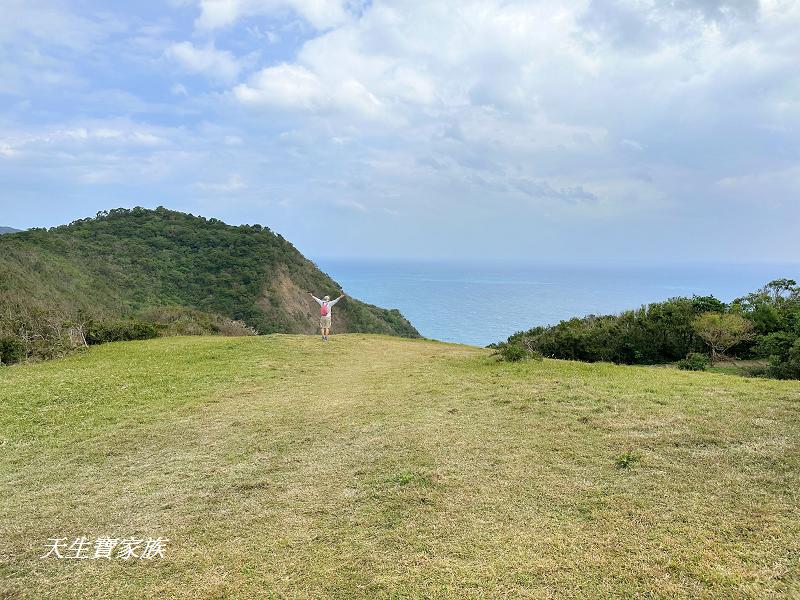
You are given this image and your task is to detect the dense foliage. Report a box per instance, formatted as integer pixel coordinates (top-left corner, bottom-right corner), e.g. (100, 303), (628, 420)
(677, 352), (710, 372)
(497, 279), (800, 379)
(0, 207), (418, 364)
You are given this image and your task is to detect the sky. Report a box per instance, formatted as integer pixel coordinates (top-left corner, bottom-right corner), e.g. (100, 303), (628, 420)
(0, 0), (798, 262)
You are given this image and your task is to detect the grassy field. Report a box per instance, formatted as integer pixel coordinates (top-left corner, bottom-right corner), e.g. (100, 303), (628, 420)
(2, 334), (799, 598)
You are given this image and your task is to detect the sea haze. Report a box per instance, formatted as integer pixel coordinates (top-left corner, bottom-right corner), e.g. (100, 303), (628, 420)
(315, 260), (799, 347)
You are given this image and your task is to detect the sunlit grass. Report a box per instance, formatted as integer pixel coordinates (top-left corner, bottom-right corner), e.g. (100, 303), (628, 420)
(2, 334), (799, 598)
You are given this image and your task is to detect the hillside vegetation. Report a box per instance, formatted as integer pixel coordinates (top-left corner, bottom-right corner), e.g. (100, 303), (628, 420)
(2, 335), (799, 598)
(0, 208), (417, 362)
(499, 278), (800, 379)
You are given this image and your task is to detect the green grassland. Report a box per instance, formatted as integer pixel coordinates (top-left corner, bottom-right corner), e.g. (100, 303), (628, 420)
(2, 335), (799, 598)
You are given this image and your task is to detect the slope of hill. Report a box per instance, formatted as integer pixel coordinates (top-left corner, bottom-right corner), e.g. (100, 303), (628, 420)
(2, 334), (799, 598)
(0, 226), (20, 234)
(0, 207), (418, 338)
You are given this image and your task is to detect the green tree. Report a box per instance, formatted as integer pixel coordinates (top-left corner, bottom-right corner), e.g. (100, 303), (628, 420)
(692, 312), (754, 365)
(691, 295), (727, 314)
(764, 279), (799, 304)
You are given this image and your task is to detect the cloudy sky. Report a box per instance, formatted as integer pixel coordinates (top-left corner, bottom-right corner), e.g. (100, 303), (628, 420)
(1, 0), (798, 262)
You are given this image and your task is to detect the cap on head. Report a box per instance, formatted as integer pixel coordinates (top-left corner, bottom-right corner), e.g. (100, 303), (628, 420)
(323, 295), (330, 301)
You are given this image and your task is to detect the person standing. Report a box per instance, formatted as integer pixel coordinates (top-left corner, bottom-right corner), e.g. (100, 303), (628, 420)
(308, 292), (345, 341)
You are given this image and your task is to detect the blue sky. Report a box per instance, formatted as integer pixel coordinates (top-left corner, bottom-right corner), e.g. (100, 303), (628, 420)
(1, 0), (798, 262)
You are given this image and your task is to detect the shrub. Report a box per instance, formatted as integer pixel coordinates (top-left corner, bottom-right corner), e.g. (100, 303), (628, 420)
(753, 332), (796, 359)
(0, 297), (75, 361)
(85, 320), (161, 345)
(495, 341), (544, 362)
(745, 364), (769, 378)
(677, 352), (709, 371)
(139, 306), (258, 337)
(0, 337), (26, 365)
(496, 280), (800, 379)
(504, 297), (703, 365)
(498, 343), (527, 362)
(216, 319), (259, 336)
(767, 338), (800, 380)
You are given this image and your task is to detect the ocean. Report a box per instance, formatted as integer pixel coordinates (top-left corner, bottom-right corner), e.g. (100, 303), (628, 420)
(314, 260), (799, 347)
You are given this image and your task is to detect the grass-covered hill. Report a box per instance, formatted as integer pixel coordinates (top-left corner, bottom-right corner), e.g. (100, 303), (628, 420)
(0, 207), (418, 339)
(2, 334), (799, 598)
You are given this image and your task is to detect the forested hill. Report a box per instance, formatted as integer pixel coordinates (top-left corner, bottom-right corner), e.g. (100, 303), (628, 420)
(0, 207), (418, 338)
(0, 226), (20, 234)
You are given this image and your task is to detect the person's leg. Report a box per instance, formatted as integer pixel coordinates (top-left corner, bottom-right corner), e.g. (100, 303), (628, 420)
(322, 317), (331, 339)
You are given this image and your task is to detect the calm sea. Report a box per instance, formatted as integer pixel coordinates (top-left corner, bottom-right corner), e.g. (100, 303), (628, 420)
(314, 259), (799, 347)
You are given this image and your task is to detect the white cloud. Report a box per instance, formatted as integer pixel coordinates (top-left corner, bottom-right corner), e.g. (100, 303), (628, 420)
(234, 62), (389, 121)
(165, 41), (242, 83)
(0, 122), (170, 155)
(0, 0), (125, 95)
(3, 0), (800, 261)
(0, 0), (120, 50)
(194, 0), (350, 31)
(234, 64), (324, 109)
(225, 0), (800, 207)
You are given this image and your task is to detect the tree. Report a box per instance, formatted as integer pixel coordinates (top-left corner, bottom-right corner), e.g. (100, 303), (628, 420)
(691, 295), (727, 314)
(692, 312), (754, 365)
(764, 279), (799, 304)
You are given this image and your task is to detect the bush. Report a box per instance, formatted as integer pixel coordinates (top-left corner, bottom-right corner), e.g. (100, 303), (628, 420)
(0, 337), (26, 365)
(216, 319), (259, 336)
(85, 320), (161, 345)
(677, 352), (709, 371)
(753, 332), (796, 359)
(0, 297), (75, 361)
(505, 297), (703, 365)
(767, 338), (800, 380)
(498, 343), (527, 362)
(138, 306), (259, 337)
(495, 341), (543, 363)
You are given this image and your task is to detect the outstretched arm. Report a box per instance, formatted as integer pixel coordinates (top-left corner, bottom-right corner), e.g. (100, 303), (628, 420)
(329, 293), (346, 307)
(308, 292), (323, 305)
